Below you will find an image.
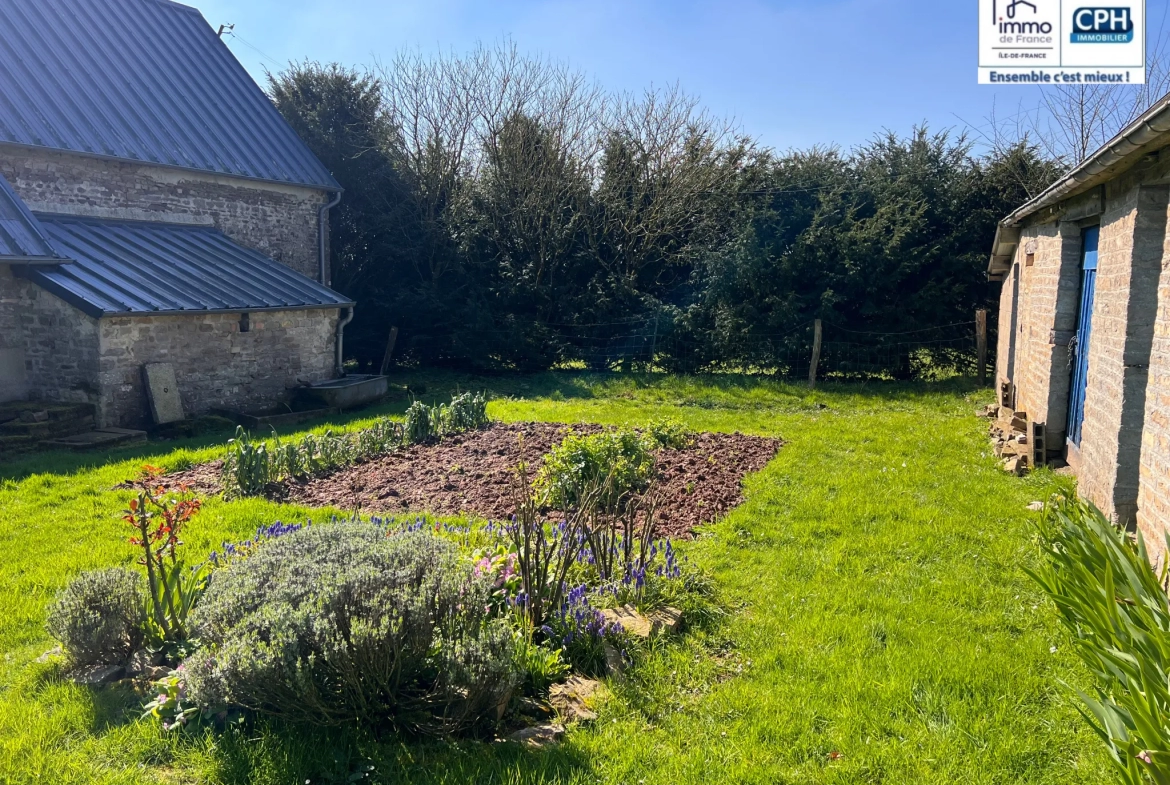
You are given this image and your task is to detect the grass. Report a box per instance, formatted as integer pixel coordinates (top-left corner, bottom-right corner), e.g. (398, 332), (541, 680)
(0, 371), (1111, 784)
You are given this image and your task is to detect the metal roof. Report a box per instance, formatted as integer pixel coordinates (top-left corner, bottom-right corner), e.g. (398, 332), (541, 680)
(21, 214), (353, 317)
(0, 172), (67, 263)
(0, 0), (340, 190)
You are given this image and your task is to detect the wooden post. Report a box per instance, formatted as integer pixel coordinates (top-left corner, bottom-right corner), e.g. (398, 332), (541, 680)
(808, 319), (822, 389)
(379, 326), (399, 376)
(976, 309), (988, 386)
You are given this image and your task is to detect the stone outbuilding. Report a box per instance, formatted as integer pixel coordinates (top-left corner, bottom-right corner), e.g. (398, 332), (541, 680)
(988, 93), (1170, 559)
(0, 0), (352, 431)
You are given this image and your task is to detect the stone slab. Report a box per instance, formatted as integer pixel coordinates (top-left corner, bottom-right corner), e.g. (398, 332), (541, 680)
(142, 362), (185, 424)
(549, 675), (603, 722)
(43, 427), (147, 450)
(508, 723), (565, 749)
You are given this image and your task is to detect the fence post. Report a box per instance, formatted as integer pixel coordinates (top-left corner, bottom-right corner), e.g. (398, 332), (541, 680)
(808, 319), (822, 389)
(380, 326), (399, 376)
(976, 309), (988, 386)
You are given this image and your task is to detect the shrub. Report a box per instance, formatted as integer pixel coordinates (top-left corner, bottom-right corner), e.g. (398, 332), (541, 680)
(184, 523), (518, 733)
(538, 428), (656, 512)
(47, 568), (146, 668)
(220, 392), (485, 498)
(222, 428), (272, 497)
(645, 418), (695, 450)
(1029, 498), (1170, 784)
(445, 392), (489, 432)
(404, 400), (437, 444)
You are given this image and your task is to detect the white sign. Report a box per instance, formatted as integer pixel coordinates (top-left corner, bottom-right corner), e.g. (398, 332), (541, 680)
(978, 0), (1146, 84)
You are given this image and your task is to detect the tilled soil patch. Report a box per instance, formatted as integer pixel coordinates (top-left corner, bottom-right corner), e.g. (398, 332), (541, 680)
(277, 422), (781, 539)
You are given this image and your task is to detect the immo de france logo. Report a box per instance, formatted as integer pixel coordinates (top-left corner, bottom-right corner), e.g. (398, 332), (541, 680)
(978, 0), (1146, 84)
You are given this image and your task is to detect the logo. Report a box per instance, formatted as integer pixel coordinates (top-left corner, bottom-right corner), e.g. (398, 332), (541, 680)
(1071, 7), (1135, 42)
(993, 1), (1054, 35)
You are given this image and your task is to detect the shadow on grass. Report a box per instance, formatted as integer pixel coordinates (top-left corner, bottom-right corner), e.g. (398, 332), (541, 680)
(203, 716), (591, 785)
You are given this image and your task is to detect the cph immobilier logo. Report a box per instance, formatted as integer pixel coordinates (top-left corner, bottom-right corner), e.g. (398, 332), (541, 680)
(978, 0), (1146, 84)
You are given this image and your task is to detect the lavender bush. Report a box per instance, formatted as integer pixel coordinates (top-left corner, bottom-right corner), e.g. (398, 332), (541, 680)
(47, 567), (146, 668)
(184, 523), (517, 733)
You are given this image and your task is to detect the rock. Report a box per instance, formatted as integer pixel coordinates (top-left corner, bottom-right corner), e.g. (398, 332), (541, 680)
(600, 604), (653, 637)
(36, 645), (62, 663)
(1002, 456), (1027, 476)
(73, 664), (125, 686)
(508, 723), (565, 749)
(602, 642), (625, 677)
(143, 666), (171, 682)
(519, 697), (554, 718)
(1055, 465), (1076, 477)
(126, 649), (152, 676)
(495, 685), (515, 722)
(648, 606), (684, 635)
(549, 675), (603, 722)
(1027, 501), (1045, 512)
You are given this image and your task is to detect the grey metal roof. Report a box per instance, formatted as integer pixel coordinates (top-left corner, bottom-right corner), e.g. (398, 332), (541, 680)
(21, 214), (353, 317)
(0, 172), (67, 262)
(0, 0), (340, 190)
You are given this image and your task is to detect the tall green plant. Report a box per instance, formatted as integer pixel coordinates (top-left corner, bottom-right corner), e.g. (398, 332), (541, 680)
(1029, 498), (1170, 784)
(123, 467), (208, 650)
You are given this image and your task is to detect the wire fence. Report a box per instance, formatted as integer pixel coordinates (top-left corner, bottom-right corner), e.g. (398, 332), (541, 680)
(542, 315), (990, 381)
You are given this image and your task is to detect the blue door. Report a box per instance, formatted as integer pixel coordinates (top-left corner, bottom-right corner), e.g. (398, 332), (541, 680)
(1067, 226), (1099, 446)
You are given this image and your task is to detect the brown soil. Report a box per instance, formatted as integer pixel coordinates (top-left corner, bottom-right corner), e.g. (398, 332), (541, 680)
(160, 422), (781, 540)
(282, 422), (780, 539)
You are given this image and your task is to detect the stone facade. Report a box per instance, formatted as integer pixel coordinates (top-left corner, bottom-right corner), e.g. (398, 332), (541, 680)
(0, 141), (347, 426)
(98, 309), (340, 428)
(995, 147), (1170, 562)
(1137, 193), (1170, 561)
(0, 145), (331, 281)
(1, 265), (100, 406)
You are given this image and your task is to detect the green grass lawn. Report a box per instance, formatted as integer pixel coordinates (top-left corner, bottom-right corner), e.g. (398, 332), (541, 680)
(0, 372), (1111, 784)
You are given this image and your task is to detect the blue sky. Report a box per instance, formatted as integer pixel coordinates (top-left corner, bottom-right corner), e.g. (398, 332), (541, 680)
(190, 0), (1170, 152)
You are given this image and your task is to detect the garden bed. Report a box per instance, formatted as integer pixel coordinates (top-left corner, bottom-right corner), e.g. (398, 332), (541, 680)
(168, 422), (781, 539)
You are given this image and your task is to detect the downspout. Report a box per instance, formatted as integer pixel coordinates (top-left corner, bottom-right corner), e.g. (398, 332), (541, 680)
(318, 191), (341, 285)
(335, 306), (354, 377)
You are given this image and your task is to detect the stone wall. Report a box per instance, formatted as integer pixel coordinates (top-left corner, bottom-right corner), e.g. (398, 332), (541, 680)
(993, 221), (1083, 450)
(1078, 184), (1168, 527)
(1136, 197), (1170, 564)
(0, 145), (331, 281)
(994, 154), (1170, 557)
(0, 265), (100, 406)
(0, 266), (28, 402)
(97, 309), (339, 428)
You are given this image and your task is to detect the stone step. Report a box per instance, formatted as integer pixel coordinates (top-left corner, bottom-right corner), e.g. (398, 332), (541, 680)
(1, 415), (95, 437)
(41, 428), (148, 451)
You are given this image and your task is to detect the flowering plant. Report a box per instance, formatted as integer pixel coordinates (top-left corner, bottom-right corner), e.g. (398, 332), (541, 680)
(141, 669), (200, 732)
(540, 584), (625, 674)
(471, 544), (522, 612)
(124, 466), (206, 648)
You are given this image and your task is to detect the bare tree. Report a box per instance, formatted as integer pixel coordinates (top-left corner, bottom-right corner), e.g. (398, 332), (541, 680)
(972, 24), (1170, 166)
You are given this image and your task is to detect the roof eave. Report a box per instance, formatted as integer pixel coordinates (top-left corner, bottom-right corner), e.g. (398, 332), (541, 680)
(96, 302), (355, 318)
(1000, 94), (1170, 229)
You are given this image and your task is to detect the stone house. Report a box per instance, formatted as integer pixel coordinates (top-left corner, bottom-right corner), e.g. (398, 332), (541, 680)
(988, 93), (1170, 560)
(0, 0), (352, 430)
